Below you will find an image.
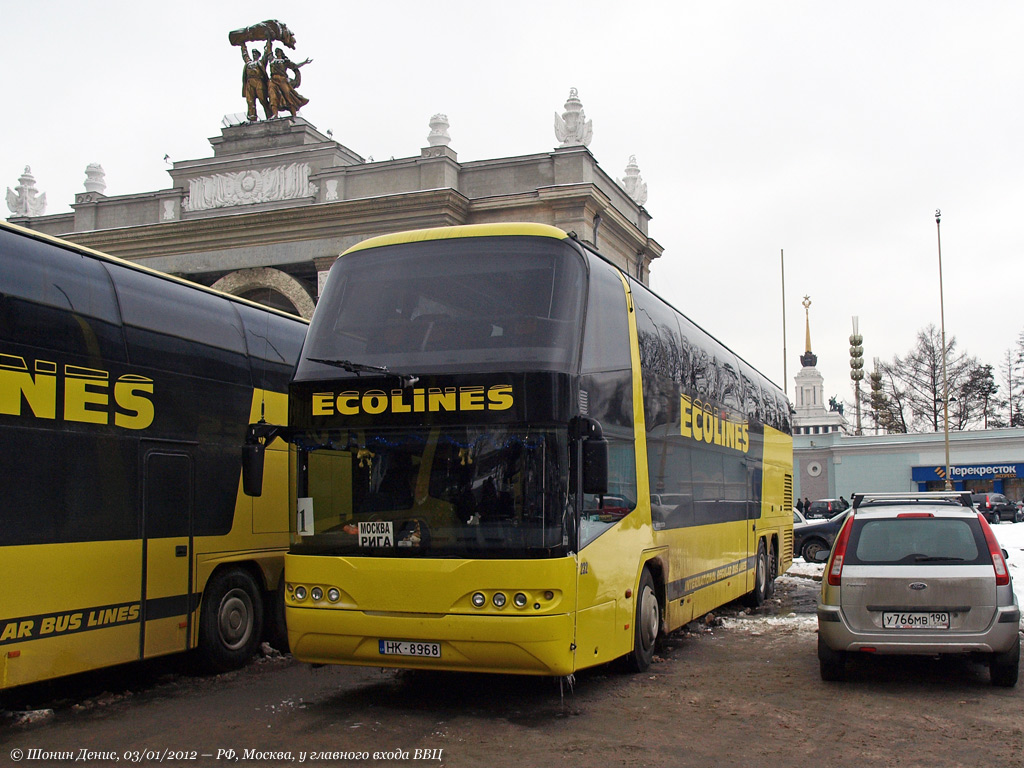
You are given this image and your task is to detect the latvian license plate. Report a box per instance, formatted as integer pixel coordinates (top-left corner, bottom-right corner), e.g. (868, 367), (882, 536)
(378, 640), (441, 658)
(882, 612), (950, 629)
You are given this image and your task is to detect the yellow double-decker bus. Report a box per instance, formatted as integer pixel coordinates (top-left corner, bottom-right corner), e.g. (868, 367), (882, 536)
(0, 222), (306, 690)
(249, 222), (792, 675)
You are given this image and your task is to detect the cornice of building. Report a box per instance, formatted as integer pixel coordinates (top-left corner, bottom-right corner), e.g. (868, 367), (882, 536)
(60, 188), (473, 260)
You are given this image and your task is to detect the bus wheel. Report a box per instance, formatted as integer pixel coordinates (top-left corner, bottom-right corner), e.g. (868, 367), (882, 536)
(625, 569), (660, 673)
(742, 540), (768, 608)
(264, 576), (290, 653)
(764, 540), (777, 600)
(198, 568), (264, 673)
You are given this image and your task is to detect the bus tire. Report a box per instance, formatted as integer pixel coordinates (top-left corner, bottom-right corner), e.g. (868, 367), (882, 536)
(198, 568), (264, 673)
(624, 569), (660, 673)
(264, 576), (290, 654)
(765, 540), (777, 599)
(742, 540), (768, 608)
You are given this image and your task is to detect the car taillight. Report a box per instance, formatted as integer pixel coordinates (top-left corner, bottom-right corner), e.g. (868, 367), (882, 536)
(827, 516), (855, 586)
(979, 513), (1010, 586)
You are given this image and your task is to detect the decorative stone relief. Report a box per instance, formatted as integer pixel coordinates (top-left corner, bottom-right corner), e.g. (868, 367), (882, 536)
(325, 178), (339, 201)
(6, 166), (47, 216)
(84, 163), (107, 194)
(185, 163), (315, 211)
(554, 88), (593, 147)
(428, 113), (451, 147)
(162, 200), (177, 221)
(620, 155), (648, 207)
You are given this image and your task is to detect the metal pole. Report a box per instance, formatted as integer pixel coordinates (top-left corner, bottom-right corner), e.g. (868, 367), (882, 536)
(851, 317), (863, 435)
(781, 250), (787, 399)
(936, 209), (952, 490)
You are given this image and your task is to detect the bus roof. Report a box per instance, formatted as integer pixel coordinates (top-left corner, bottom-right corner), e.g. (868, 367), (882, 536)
(335, 222), (786, 398)
(0, 219), (307, 325)
(341, 222), (569, 256)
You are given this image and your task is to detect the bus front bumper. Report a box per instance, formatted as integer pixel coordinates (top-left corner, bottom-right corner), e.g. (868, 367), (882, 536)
(286, 605), (577, 676)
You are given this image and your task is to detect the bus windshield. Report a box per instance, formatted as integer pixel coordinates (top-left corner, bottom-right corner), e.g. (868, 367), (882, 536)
(296, 236), (586, 379)
(292, 426), (572, 558)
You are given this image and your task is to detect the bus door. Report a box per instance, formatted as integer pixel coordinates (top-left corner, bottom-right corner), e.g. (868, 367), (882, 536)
(140, 443), (195, 658)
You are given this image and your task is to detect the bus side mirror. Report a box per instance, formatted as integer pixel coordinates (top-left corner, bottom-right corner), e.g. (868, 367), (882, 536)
(582, 438), (608, 495)
(580, 422), (609, 496)
(242, 441), (265, 497)
(242, 421), (286, 497)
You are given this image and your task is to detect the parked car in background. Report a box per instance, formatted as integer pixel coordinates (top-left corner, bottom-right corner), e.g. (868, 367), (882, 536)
(970, 492), (1017, 524)
(793, 508), (850, 562)
(817, 491), (1019, 687)
(805, 498), (849, 519)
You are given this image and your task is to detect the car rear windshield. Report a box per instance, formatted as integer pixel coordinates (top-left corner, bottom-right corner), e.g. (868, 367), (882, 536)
(846, 517), (989, 565)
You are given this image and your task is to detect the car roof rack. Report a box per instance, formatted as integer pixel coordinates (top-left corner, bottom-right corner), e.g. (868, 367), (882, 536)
(851, 491), (973, 510)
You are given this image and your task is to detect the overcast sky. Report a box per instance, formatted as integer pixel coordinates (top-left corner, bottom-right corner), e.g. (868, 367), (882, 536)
(7, 1), (1023, 414)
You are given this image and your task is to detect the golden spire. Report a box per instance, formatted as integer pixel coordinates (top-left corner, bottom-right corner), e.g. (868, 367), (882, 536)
(802, 296), (812, 353)
(800, 295), (817, 367)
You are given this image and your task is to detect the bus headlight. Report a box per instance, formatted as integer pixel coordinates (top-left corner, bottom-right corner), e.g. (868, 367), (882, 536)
(492, 592), (507, 608)
(513, 592), (528, 608)
(294, 586), (307, 601)
(472, 592), (486, 608)
(311, 587), (324, 601)
(327, 588), (341, 603)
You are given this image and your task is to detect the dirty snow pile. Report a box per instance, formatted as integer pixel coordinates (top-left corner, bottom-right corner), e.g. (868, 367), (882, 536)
(995, 522), (1024, 608)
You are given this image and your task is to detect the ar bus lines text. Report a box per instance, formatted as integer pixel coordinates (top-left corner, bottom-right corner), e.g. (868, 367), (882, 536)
(0, 602), (141, 645)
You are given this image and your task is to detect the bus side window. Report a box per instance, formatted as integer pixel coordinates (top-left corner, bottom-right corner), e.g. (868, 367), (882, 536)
(581, 260), (630, 374)
(0, 230), (126, 361)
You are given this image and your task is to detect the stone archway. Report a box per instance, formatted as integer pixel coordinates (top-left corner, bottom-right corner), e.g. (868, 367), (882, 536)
(211, 267), (316, 319)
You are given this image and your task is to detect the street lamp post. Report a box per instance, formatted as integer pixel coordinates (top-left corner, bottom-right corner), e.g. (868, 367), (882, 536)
(936, 209), (952, 490)
(849, 317), (864, 435)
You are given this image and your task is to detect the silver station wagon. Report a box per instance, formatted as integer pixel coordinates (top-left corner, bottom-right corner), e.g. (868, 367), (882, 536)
(817, 492), (1020, 686)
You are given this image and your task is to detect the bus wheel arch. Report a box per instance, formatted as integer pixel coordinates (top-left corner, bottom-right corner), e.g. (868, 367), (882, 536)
(197, 565), (265, 673)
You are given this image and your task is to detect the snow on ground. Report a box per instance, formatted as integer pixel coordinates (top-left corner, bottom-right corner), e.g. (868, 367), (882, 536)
(994, 521), (1024, 609)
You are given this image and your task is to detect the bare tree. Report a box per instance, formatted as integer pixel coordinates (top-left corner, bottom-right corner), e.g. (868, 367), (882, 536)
(872, 361), (910, 433)
(1001, 332), (1024, 427)
(882, 325), (977, 433)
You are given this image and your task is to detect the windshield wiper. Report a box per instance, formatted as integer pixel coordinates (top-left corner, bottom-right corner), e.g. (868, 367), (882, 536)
(307, 358), (419, 386)
(308, 358), (390, 375)
(912, 555), (965, 562)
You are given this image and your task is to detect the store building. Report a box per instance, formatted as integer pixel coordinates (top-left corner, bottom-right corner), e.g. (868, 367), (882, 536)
(796, 428), (1024, 504)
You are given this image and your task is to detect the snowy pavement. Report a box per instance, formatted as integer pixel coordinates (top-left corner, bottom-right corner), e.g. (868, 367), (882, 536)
(994, 521), (1024, 608)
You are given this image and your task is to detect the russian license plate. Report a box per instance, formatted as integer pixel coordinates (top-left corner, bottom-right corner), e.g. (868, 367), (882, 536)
(882, 612), (950, 629)
(378, 640), (441, 658)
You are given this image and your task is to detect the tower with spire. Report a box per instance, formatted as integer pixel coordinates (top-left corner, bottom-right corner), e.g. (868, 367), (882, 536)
(792, 296), (848, 436)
